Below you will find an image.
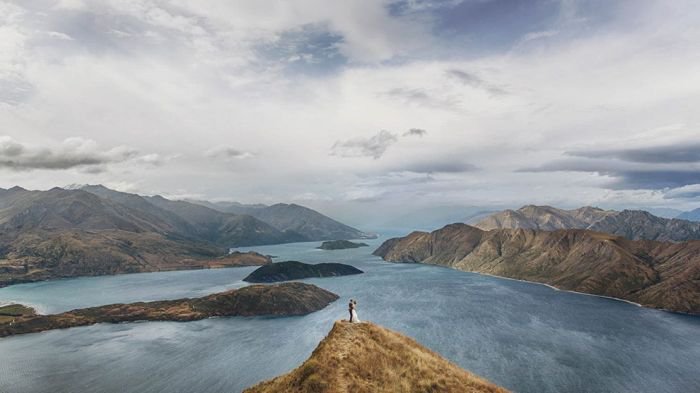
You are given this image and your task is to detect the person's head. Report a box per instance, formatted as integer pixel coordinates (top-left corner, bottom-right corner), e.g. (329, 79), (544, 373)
(353, 300), (357, 304)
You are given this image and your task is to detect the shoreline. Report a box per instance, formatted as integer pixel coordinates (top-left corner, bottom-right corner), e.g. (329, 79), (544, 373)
(412, 260), (698, 316)
(475, 272), (644, 308)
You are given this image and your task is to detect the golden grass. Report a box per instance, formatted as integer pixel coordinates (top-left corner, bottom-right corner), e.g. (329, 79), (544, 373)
(245, 321), (508, 393)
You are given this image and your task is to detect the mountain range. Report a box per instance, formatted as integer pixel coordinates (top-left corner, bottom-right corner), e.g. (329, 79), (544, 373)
(374, 223), (700, 314)
(0, 185), (368, 286)
(188, 199), (372, 241)
(473, 205), (700, 242)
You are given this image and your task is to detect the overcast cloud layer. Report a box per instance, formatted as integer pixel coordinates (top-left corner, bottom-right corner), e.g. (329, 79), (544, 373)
(1, 0), (699, 225)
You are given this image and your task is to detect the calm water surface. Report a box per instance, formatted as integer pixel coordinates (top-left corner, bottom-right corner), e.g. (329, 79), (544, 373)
(1, 237), (699, 393)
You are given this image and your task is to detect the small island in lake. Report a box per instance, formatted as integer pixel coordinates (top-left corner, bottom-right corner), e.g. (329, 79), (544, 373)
(0, 282), (338, 338)
(317, 240), (369, 250)
(243, 261), (363, 283)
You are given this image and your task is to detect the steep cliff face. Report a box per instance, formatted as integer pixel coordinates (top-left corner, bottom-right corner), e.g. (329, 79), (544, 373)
(244, 321), (508, 393)
(374, 224), (700, 314)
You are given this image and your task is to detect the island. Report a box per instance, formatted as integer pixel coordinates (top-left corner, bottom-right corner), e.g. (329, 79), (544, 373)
(243, 261), (363, 283)
(0, 282), (338, 338)
(244, 321), (507, 393)
(316, 240), (369, 250)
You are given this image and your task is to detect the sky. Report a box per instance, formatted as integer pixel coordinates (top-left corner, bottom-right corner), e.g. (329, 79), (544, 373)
(1, 0), (699, 226)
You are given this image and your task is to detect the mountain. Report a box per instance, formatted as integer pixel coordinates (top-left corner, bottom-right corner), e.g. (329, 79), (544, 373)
(0, 282), (339, 338)
(190, 199), (371, 241)
(642, 207), (684, 219)
(184, 199), (267, 215)
(244, 321), (507, 393)
(474, 205), (616, 231)
(374, 224), (700, 314)
(0, 185), (336, 287)
(678, 208), (700, 222)
(80, 185), (303, 246)
(474, 205), (700, 241)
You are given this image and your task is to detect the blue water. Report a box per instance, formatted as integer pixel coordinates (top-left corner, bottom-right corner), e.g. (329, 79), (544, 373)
(0, 237), (699, 393)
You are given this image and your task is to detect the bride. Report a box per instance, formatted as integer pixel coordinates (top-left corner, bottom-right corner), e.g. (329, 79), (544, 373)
(349, 299), (360, 323)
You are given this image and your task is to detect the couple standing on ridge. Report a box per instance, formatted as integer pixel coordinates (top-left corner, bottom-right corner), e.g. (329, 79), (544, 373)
(348, 299), (361, 323)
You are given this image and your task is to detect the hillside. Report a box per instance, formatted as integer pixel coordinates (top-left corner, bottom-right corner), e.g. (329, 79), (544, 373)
(192, 200), (372, 241)
(0, 282), (338, 337)
(80, 185), (303, 246)
(244, 321), (507, 393)
(474, 205), (700, 241)
(374, 224), (700, 314)
(0, 227), (271, 287)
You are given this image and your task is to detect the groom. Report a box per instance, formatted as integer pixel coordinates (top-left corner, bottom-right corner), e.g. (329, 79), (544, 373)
(348, 299), (354, 322)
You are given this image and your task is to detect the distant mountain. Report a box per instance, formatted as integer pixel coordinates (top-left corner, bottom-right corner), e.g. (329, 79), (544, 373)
(79, 185), (302, 246)
(184, 199), (267, 215)
(642, 207), (684, 219)
(474, 205), (700, 241)
(245, 321), (507, 393)
(1, 184), (366, 287)
(189, 199), (371, 241)
(678, 208), (700, 222)
(374, 224), (700, 314)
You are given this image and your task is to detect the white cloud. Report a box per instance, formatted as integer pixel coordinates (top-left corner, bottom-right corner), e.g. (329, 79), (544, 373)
(1, 0), (699, 220)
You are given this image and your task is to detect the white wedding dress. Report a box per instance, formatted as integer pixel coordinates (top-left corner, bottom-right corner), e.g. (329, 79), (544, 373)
(351, 308), (361, 323)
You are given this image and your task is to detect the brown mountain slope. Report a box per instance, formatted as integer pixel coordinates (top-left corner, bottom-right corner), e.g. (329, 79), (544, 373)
(0, 282), (338, 337)
(0, 229), (270, 287)
(245, 321), (507, 393)
(374, 224), (700, 314)
(474, 205), (700, 241)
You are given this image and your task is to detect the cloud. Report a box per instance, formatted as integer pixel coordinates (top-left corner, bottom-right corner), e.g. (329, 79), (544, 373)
(0, 136), (143, 172)
(521, 139), (700, 190)
(566, 141), (700, 164)
(445, 69), (507, 96)
(521, 157), (700, 190)
(331, 130), (399, 159)
(519, 30), (559, 44)
(403, 128), (427, 137)
(383, 87), (460, 109)
(393, 160), (478, 174)
(664, 184), (700, 200)
(205, 146), (255, 160)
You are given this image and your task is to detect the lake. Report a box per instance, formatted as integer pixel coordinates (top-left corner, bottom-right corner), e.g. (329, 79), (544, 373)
(1, 237), (699, 393)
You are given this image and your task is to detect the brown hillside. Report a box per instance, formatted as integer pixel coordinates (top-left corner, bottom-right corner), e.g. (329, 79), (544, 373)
(374, 224), (700, 314)
(245, 321), (508, 393)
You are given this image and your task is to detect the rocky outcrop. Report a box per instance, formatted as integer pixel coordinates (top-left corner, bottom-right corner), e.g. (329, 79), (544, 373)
(0, 283), (338, 337)
(374, 223), (700, 314)
(244, 321), (508, 393)
(243, 261), (363, 283)
(474, 205), (700, 241)
(317, 240), (369, 250)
